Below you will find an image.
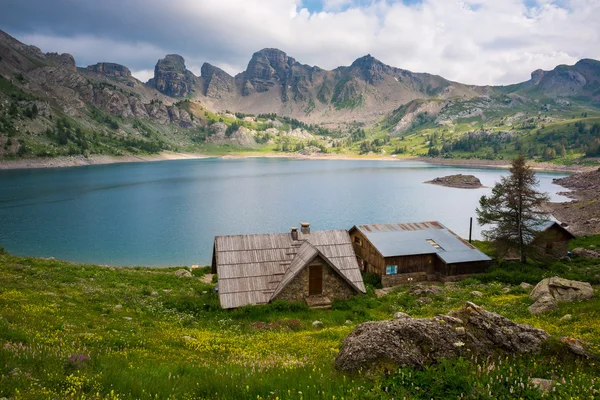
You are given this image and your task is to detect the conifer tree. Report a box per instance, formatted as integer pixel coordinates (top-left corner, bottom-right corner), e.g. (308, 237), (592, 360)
(476, 154), (550, 263)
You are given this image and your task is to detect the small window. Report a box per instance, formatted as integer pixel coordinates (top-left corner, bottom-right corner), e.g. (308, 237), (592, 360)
(386, 265), (398, 275)
(354, 236), (362, 246)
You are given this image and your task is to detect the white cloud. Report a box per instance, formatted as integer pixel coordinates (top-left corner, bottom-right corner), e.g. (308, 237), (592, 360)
(131, 69), (154, 82)
(9, 0), (600, 85)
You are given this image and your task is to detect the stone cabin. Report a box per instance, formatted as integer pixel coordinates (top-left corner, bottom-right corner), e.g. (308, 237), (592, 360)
(531, 222), (575, 257)
(349, 221), (493, 287)
(500, 221), (575, 260)
(211, 223), (366, 309)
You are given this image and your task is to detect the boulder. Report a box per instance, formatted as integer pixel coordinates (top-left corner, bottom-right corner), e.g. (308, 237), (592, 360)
(530, 378), (554, 395)
(560, 314), (572, 321)
(520, 282), (533, 290)
(312, 320), (323, 328)
(409, 284), (442, 297)
(334, 302), (551, 371)
(572, 247), (600, 259)
(393, 312), (411, 320)
(528, 277), (593, 315)
(175, 269), (192, 278)
(471, 291), (483, 298)
(528, 294), (558, 315)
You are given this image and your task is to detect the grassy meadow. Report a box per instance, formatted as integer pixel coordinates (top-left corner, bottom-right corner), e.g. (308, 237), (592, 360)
(1, 236), (600, 399)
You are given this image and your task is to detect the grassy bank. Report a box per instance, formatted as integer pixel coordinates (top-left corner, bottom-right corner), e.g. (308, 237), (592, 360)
(1, 237), (600, 399)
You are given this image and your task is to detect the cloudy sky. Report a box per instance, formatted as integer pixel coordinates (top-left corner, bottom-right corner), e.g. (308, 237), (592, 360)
(1, 0), (598, 85)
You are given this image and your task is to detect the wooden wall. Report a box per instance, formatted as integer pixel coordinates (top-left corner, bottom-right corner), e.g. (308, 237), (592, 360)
(351, 228), (491, 287)
(350, 229), (386, 275)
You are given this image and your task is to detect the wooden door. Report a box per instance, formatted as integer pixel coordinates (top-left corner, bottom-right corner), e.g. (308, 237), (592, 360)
(308, 265), (323, 295)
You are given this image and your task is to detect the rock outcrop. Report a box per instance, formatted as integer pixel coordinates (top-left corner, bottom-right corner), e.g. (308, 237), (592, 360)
(87, 62), (132, 77)
(528, 277), (594, 315)
(425, 174), (484, 189)
(46, 52), (76, 70)
(148, 54), (198, 97)
(201, 63), (234, 98)
(335, 302), (551, 371)
(572, 247), (600, 259)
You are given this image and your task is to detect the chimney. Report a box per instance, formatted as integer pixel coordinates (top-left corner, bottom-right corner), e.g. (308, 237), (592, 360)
(300, 222), (310, 234)
(290, 227), (298, 241)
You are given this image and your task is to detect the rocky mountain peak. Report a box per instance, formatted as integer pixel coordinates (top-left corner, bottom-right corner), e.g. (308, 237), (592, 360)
(87, 62), (131, 77)
(148, 54), (197, 97)
(46, 52), (76, 70)
(350, 54), (391, 84)
(242, 48), (299, 97)
(158, 54), (187, 71)
(201, 63), (234, 98)
(530, 69), (546, 85)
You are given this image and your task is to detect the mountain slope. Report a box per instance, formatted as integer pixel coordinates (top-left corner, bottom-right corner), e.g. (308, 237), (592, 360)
(1, 28), (599, 164)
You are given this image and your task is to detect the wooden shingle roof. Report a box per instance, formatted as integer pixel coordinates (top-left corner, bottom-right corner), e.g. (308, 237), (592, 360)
(213, 229), (365, 309)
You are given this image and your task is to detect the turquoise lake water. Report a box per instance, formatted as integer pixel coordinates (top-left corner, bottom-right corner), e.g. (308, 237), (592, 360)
(0, 158), (570, 266)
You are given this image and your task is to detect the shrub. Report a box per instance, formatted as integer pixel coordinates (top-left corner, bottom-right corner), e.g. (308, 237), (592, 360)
(362, 272), (382, 289)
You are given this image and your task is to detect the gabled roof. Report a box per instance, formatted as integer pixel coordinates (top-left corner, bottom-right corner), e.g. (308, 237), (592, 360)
(536, 221), (576, 239)
(213, 229), (365, 309)
(351, 221), (492, 264)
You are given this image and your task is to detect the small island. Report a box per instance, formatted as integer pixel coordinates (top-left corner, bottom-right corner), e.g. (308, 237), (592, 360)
(424, 174), (484, 189)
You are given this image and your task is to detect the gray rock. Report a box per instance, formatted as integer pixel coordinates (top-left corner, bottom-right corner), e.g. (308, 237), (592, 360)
(345, 320), (353, 325)
(502, 287), (511, 293)
(561, 337), (588, 357)
(334, 302), (551, 371)
(530, 378), (553, 395)
(572, 247), (600, 259)
(560, 314), (572, 321)
(150, 291), (158, 297)
(529, 277), (594, 314)
(393, 312), (411, 320)
(417, 297), (433, 304)
(182, 335), (197, 341)
(114, 304), (122, 310)
(123, 317), (132, 321)
(175, 269), (193, 278)
(409, 284), (442, 297)
(312, 320), (323, 328)
(520, 282), (533, 290)
(471, 291), (483, 298)
(528, 294), (558, 315)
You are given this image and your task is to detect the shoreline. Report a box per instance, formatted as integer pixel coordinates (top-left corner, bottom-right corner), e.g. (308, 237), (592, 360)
(0, 151), (211, 170)
(0, 151), (595, 173)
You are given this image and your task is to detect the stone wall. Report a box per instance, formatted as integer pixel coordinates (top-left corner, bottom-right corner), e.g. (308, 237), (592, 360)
(275, 256), (357, 301)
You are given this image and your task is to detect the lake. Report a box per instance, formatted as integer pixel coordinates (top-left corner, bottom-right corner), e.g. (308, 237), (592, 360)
(0, 158), (570, 266)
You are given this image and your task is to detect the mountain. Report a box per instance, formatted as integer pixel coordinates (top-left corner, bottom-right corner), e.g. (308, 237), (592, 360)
(505, 59), (600, 100)
(147, 48), (487, 123)
(0, 28), (599, 163)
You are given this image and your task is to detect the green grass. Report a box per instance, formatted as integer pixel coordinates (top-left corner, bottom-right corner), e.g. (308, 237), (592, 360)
(1, 235), (600, 399)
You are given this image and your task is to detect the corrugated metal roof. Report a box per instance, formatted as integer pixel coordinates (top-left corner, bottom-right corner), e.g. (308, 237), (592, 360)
(354, 221), (492, 264)
(214, 229), (365, 309)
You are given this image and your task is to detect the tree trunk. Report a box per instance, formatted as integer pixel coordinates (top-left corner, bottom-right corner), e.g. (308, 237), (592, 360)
(518, 176), (526, 264)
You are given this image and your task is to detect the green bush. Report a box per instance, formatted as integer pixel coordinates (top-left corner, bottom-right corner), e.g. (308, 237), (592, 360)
(362, 272), (382, 289)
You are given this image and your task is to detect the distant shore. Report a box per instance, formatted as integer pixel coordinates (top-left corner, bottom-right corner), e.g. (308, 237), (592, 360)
(0, 151), (595, 173)
(0, 152), (210, 170)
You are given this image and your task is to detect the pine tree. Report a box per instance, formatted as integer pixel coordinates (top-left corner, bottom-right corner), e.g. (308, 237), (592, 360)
(476, 154), (550, 263)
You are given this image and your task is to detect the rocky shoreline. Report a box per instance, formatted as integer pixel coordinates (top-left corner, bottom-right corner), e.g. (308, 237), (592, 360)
(0, 152), (210, 170)
(545, 168), (600, 236)
(2, 152), (597, 172)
